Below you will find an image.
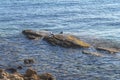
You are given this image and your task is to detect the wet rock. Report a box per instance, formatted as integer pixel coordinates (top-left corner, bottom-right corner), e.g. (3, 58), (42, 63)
(24, 68), (37, 77)
(24, 68), (39, 80)
(45, 34), (90, 48)
(82, 50), (103, 57)
(6, 68), (17, 73)
(24, 69), (56, 80)
(0, 69), (9, 79)
(96, 47), (120, 54)
(22, 30), (51, 40)
(17, 66), (22, 70)
(22, 30), (90, 48)
(9, 74), (24, 80)
(38, 73), (56, 80)
(24, 59), (34, 64)
(0, 68), (55, 80)
(0, 69), (23, 80)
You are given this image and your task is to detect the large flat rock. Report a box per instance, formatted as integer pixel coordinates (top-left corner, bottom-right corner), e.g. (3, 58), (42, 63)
(96, 47), (120, 54)
(45, 34), (90, 48)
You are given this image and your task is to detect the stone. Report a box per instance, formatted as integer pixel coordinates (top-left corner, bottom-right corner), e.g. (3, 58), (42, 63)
(0, 68), (56, 80)
(0, 69), (9, 79)
(45, 34), (90, 48)
(96, 47), (120, 54)
(22, 30), (51, 40)
(17, 66), (22, 70)
(82, 50), (103, 57)
(39, 73), (56, 80)
(24, 59), (34, 64)
(0, 69), (23, 80)
(24, 68), (37, 77)
(24, 68), (39, 80)
(22, 30), (90, 48)
(9, 74), (24, 80)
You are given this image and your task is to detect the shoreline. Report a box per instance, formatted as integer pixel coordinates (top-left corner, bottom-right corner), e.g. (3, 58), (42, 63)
(0, 30), (120, 80)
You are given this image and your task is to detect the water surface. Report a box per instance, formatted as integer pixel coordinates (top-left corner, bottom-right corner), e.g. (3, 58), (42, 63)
(0, 0), (120, 80)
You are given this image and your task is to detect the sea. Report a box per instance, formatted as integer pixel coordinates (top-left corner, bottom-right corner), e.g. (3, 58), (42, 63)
(0, 0), (120, 80)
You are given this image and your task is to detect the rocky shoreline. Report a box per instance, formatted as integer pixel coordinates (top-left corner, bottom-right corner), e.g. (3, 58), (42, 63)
(0, 29), (120, 80)
(0, 68), (55, 80)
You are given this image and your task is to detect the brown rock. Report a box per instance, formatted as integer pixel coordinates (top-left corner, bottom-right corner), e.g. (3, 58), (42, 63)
(0, 69), (9, 79)
(0, 69), (23, 80)
(96, 47), (120, 54)
(9, 74), (24, 80)
(25, 68), (37, 77)
(45, 34), (90, 48)
(82, 50), (103, 57)
(24, 68), (39, 80)
(0, 68), (56, 80)
(22, 30), (51, 40)
(39, 73), (55, 80)
(22, 30), (90, 48)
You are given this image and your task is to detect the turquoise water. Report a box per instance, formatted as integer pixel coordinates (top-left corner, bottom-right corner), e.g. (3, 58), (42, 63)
(1, 0), (120, 80)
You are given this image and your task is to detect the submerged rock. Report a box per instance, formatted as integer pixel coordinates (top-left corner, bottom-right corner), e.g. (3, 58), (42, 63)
(24, 69), (39, 80)
(82, 50), (103, 57)
(45, 34), (90, 48)
(24, 59), (34, 64)
(6, 68), (17, 73)
(96, 47), (120, 54)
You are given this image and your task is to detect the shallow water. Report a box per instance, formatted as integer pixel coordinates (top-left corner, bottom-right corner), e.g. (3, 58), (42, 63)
(0, 0), (120, 80)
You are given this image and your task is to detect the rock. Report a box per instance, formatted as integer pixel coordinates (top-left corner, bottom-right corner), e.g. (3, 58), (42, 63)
(45, 34), (90, 48)
(24, 69), (56, 80)
(22, 30), (51, 40)
(96, 47), (120, 54)
(24, 59), (34, 64)
(9, 74), (24, 80)
(82, 50), (103, 57)
(0, 68), (56, 80)
(17, 66), (22, 70)
(0, 69), (23, 80)
(24, 68), (39, 80)
(0, 69), (9, 79)
(39, 73), (56, 80)
(24, 68), (37, 77)
(22, 30), (90, 48)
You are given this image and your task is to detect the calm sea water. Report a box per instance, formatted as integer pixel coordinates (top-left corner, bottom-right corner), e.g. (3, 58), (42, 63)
(1, 0), (120, 80)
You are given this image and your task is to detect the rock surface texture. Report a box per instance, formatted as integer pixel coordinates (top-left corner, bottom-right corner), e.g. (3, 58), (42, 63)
(0, 69), (55, 80)
(22, 30), (90, 48)
(22, 30), (51, 40)
(45, 34), (90, 48)
(82, 50), (103, 57)
(96, 47), (120, 54)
